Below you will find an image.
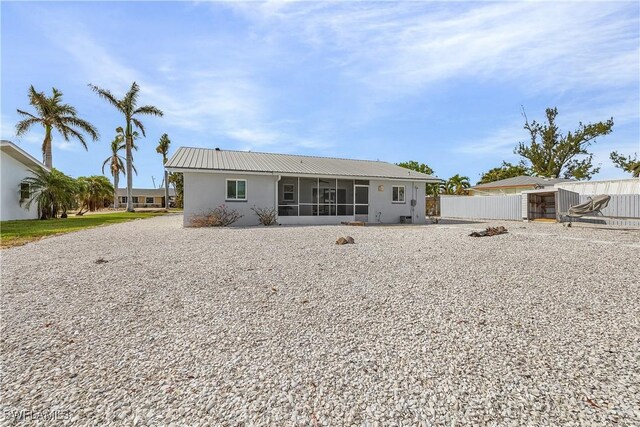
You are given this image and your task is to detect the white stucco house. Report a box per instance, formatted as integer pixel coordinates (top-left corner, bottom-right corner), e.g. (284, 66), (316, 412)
(1, 140), (49, 221)
(166, 147), (440, 226)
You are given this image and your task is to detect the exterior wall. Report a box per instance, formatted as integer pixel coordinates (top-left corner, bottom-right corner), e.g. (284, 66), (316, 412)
(1, 152), (39, 221)
(441, 194), (522, 221)
(183, 173), (430, 226)
(369, 180), (426, 224)
(183, 172), (276, 226)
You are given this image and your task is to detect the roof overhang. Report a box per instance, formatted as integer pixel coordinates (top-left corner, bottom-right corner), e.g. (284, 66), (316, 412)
(165, 166), (442, 183)
(0, 140), (50, 172)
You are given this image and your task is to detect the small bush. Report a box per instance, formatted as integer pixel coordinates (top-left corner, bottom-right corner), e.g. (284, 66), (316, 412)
(252, 206), (278, 226)
(190, 205), (242, 227)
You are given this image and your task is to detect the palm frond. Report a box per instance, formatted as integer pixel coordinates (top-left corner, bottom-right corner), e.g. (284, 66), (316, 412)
(131, 118), (146, 137)
(51, 87), (64, 103)
(101, 157), (110, 174)
(123, 82), (140, 113)
(16, 109), (38, 119)
(133, 105), (164, 117)
(59, 116), (99, 141)
(88, 84), (123, 113)
(15, 117), (42, 136)
(60, 126), (88, 150)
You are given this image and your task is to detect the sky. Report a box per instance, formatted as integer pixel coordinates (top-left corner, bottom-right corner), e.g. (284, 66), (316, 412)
(1, 1), (639, 187)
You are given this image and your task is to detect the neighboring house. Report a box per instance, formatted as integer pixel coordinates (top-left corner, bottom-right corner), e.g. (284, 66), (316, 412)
(165, 147), (440, 226)
(1, 140), (50, 221)
(468, 175), (574, 196)
(115, 188), (176, 208)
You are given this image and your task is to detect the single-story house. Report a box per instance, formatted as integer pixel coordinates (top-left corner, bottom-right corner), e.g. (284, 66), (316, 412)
(114, 188), (176, 208)
(1, 140), (50, 221)
(165, 147), (440, 226)
(468, 175), (574, 196)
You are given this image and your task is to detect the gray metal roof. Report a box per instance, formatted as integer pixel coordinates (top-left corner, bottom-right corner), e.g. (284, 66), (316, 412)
(471, 175), (574, 189)
(165, 147), (440, 182)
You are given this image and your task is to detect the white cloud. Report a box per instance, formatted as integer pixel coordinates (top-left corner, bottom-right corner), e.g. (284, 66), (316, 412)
(36, 19), (288, 148)
(225, 2), (638, 94)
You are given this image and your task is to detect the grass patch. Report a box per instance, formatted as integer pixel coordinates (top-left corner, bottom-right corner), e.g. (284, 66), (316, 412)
(0, 211), (167, 248)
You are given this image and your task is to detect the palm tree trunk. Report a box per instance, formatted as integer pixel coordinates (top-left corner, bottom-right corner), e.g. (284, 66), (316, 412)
(126, 125), (134, 212)
(113, 172), (119, 209)
(43, 125), (53, 169)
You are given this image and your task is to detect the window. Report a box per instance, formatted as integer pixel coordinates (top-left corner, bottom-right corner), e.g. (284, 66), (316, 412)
(20, 183), (30, 201)
(392, 185), (405, 203)
(145, 197), (154, 204)
(283, 184), (295, 201)
(120, 196), (127, 203)
(226, 179), (247, 200)
(132, 196), (139, 204)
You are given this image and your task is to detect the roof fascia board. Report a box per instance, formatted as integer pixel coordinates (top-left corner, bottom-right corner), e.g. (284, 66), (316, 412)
(165, 167), (440, 183)
(1, 142), (50, 172)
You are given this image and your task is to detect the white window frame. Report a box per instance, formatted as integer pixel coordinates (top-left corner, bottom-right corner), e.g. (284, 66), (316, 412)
(226, 179), (247, 201)
(283, 184), (295, 201)
(392, 185), (406, 203)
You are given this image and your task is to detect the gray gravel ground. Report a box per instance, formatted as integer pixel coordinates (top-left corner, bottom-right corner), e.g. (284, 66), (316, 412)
(1, 214), (639, 426)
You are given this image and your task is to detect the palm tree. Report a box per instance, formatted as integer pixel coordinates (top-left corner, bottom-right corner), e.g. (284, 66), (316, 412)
(89, 82), (163, 212)
(15, 86), (99, 169)
(441, 180), (455, 195)
(447, 174), (471, 195)
(156, 134), (171, 209)
(101, 127), (139, 209)
(76, 176), (114, 214)
(102, 131), (126, 209)
(20, 167), (78, 219)
(168, 172), (184, 208)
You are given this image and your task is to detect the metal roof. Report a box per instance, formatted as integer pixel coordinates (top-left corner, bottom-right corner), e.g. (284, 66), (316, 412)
(1, 140), (50, 172)
(471, 175), (574, 189)
(165, 147), (440, 182)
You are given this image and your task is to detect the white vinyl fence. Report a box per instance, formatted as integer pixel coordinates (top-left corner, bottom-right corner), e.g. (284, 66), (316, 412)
(440, 195), (522, 221)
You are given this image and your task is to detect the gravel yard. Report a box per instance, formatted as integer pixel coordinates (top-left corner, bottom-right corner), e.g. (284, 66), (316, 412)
(1, 214), (639, 426)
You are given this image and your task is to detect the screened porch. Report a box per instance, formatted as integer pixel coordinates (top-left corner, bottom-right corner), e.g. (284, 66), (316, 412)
(277, 177), (369, 217)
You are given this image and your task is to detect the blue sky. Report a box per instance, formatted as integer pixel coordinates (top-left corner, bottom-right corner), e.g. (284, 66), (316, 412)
(1, 1), (639, 187)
